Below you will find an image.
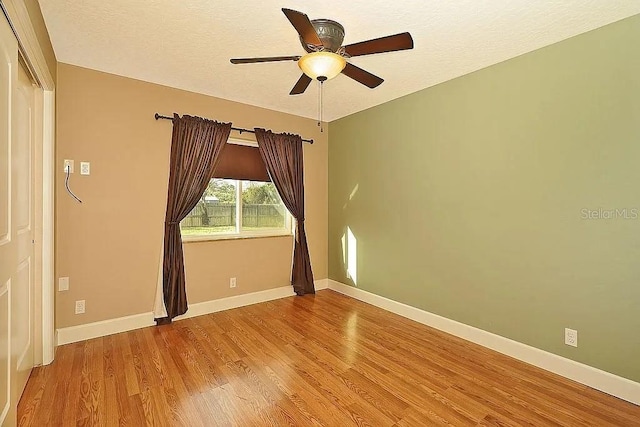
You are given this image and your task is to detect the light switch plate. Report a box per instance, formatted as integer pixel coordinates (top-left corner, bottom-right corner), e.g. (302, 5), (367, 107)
(58, 277), (69, 291)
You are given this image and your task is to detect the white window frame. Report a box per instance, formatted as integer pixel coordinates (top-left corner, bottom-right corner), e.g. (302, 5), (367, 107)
(182, 138), (293, 242)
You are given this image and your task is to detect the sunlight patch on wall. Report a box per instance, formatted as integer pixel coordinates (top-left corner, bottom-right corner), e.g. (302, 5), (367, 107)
(347, 226), (357, 286)
(343, 183), (359, 210)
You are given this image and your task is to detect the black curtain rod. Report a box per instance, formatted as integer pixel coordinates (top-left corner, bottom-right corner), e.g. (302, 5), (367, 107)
(154, 113), (313, 144)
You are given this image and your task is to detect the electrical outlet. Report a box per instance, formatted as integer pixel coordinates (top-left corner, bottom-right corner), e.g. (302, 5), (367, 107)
(63, 159), (74, 173)
(565, 328), (578, 347)
(80, 161), (90, 175)
(230, 277), (237, 288)
(58, 277), (69, 291)
(75, 300), (85, 314)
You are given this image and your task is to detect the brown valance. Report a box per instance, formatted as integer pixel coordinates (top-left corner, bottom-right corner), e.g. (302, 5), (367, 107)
(213, 143), (270, 182)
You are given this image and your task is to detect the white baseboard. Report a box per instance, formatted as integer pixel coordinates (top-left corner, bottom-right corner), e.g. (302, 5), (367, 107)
(327, 280), (640, 406)
(57, 312), (155, 345)
(173, 285), (295, 321)
(175, 279), (328, 320)
(56, 281), (328, 346)
(314, 278), (330, 290)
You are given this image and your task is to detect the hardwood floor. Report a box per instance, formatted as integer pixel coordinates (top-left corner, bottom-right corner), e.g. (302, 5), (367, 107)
(18, 290), (640, 426)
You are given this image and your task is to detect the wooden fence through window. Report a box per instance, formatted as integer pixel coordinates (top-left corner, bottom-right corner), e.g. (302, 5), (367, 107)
(181, 204), (285, 228)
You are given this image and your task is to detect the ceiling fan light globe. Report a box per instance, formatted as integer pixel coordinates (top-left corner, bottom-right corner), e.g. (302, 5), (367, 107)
(298, 52), (346, 81)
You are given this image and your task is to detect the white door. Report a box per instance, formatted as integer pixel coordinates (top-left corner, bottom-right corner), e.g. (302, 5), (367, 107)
(0, 12), (36, 426)
(14, 54), (36, 402)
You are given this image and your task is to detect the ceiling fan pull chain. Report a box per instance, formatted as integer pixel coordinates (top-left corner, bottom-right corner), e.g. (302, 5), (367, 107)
(320, 80), (324, 133)
(317, 80), (321, 130)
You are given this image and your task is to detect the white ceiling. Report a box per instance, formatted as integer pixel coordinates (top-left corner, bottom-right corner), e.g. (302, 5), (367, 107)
(39, 1), (640, 122)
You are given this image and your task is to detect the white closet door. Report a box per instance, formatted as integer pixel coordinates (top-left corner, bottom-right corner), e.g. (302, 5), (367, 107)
(0, 11), (36, 426)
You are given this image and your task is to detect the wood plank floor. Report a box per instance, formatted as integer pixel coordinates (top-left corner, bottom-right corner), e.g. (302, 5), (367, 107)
(18, 290), (640, 426)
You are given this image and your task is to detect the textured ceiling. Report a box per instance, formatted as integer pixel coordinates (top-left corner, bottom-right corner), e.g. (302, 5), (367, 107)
(39, 1), (640, 122)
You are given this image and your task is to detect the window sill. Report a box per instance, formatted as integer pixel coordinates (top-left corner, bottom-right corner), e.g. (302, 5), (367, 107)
(182, 231), (293, 243)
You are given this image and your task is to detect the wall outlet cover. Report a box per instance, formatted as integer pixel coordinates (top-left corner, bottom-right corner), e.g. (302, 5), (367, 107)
(565, 328), (578, 347)
(75, 300), (86, 314)
(80, 161), (90, 175)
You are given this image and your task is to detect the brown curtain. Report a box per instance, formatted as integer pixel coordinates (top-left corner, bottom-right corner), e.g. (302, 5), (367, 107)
(213, 143), (270, 181)
(254, 128), (315, 295)
(160, 114), (232, 322)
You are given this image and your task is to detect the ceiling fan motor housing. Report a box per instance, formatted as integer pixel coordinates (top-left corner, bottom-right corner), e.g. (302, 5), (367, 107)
(301, 19), (345, 53)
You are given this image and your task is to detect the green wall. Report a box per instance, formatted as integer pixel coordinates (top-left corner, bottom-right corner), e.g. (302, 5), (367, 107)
(328, 15), (640, 381)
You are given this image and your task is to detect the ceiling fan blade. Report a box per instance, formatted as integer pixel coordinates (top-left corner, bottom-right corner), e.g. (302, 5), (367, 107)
(341, 63), (384, 88)
(290, 74), (313, 95)
(230, 56), (300, 64)
(282, 8), (323, 48)
(343, 32), (414, 57)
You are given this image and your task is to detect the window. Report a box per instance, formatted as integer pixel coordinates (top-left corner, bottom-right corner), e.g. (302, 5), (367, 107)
(181, 178), (291, 240)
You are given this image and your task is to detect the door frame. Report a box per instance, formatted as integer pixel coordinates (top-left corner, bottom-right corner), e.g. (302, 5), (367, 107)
(1, 1), (55, 365)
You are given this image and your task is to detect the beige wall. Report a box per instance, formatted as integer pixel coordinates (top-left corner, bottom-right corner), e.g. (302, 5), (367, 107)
(56, 63), (327, 328)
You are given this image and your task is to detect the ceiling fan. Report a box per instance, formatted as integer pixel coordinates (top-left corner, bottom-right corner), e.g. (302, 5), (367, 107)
(230, 8), (414, 95)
